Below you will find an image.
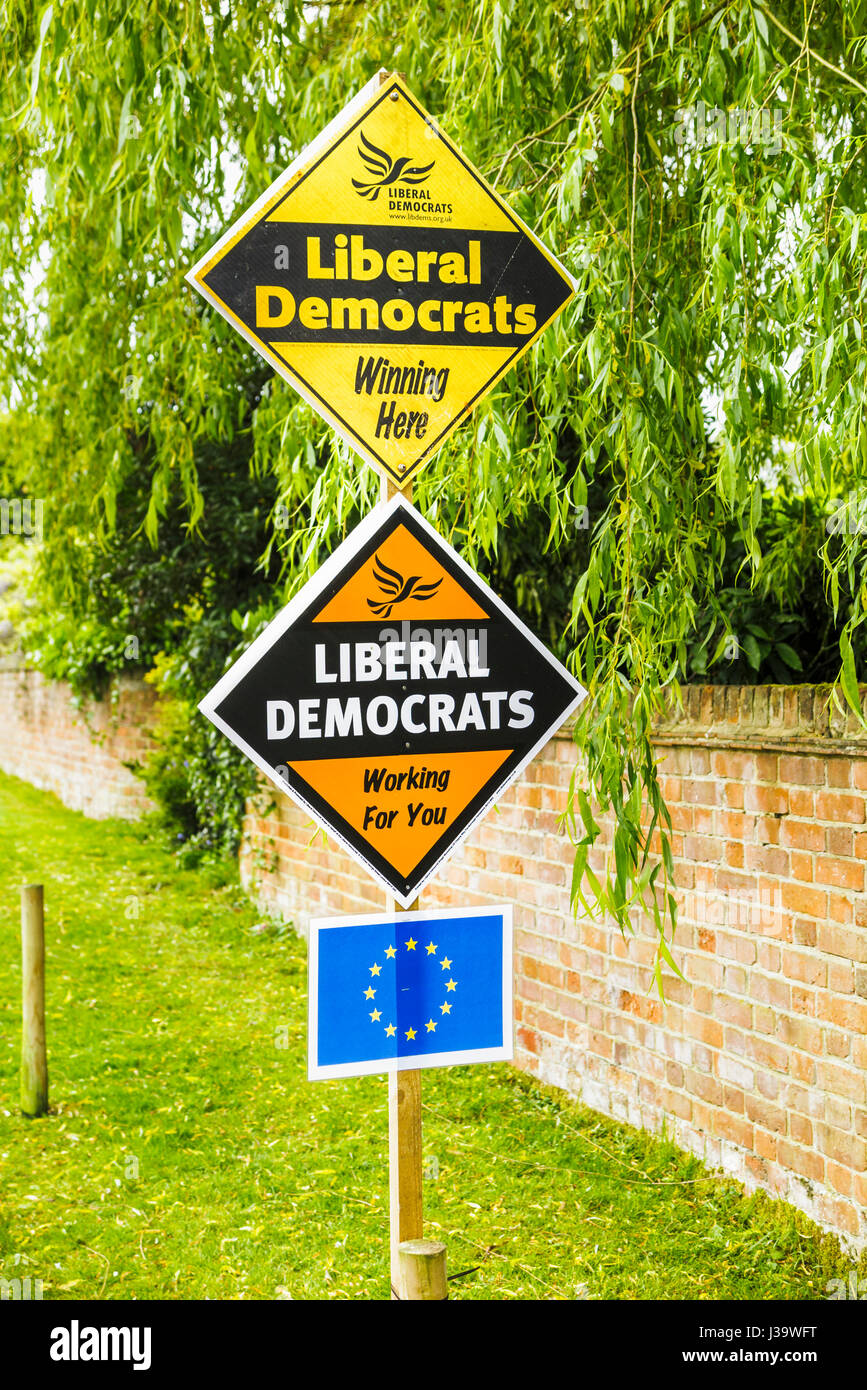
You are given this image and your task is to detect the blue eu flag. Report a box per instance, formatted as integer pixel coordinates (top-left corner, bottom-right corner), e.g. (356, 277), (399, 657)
(309, 907), (512, 1079)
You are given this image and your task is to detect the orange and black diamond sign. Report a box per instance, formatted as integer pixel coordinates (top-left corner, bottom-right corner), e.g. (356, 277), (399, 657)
(186, 72), (575, 489)
(200, 498), (586, 904)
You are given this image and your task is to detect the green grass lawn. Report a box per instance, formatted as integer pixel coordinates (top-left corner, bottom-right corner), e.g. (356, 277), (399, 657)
(0, 770), (861, 1300)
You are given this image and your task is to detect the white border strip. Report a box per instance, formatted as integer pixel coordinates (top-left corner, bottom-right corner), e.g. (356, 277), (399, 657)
(308, 904), (513, 1080)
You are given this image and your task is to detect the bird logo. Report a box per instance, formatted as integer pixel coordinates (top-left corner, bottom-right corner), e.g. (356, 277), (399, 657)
(352, 130), (435, 202)
(366, 552), (443, 618)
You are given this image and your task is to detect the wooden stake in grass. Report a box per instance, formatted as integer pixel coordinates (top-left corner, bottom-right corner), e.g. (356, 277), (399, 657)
(399, 1239), (447, 1301)
(20, 883), (48, 1117)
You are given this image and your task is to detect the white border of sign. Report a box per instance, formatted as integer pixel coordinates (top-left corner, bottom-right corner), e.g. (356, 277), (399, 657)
(199, 494), (587, 906)
(308, 904), (513, 1080)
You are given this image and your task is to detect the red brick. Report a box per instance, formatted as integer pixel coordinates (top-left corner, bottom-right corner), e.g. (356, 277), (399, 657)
(716, 995), (752, 1028)
(712, 749), (754, 779)
(826, 1095), (852, 1130)
(516, 1026), (539, 1055)
(776, 1140), (825, 1184)
(746, 845), (789, 875)
(749, 974), (791, 1010)
(777, 1014), (823, 1053)
(815, 1123), (866, 1168)
(781, 882), (829, 920)
(713, 1110), (754, 1149)
(829, 960), (855, 994)
(825, 994), (867, 1030)
(683, 1011), (722, 1048)
(779, 755), (825, 785)
(789, 788), (815, 817)
(781, 819), (825, 852)
(683, 834), (724, 863)
(815, 791), (866, 824)
(828, 894), (854, 924)
(827, 760), (852, 789)
(792, 918), (817, 947)
(756, 942), (782, 972)
(745, 784), (789, 815)
(790, 985), (817, 1015)
(754, 752), (779, 781)
(746, 1034), (790, 1073)
(827, 825), (854, 856)
(744, 1094), (787, 1133)
(817, 922), (867, 963)
(755, 1128), (777, 1162)
(825, 1161), (854, 1197)
(781, 948), (827, 986)
(815, 857), (865, 891)
(790, 1051), (816, 1083)
(815, 1060), (865, 1104)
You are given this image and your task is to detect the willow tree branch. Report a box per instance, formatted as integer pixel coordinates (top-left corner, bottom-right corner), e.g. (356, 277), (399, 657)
(756, 2), (867, 98)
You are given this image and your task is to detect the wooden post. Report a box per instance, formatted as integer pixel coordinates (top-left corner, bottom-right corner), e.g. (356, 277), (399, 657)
(382, 461), (425, 1297)
(389, 1027), (424, 1298)
(20, 884), (48, 1117)
(375, 66), (432, 1301)
(399, 1239), (447, 1301)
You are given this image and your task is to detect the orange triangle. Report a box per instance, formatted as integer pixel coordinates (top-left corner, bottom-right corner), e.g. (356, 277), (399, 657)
(289, 750), (511, 876)
(313, 521), (488, 624)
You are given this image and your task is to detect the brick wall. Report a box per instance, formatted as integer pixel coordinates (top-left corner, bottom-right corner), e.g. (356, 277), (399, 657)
(0, 665), (156, 818)
(1, 668), (864, 1248)
(241, 684), (867, 1250)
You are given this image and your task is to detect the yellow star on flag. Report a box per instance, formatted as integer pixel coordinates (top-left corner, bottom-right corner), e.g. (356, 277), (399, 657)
(405, 937), (417, 951)
(385, 1023), (396, 1037)
(370, 1008), (382, 1022)
(385, 944), (397, 959)
(425, 1019), (437, 1033)
(405, 1026), (417, 1040)
(364, 986), (376, 999)
(446, 978), (457, 991)
(440, 1002), (452, 1014)
(426, 941), (437, 955)
(370, 962), (381, 976)
(440, 957), (452, 971)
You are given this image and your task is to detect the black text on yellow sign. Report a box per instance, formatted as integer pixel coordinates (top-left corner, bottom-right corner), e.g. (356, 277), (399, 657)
(186, 73), (575, 488)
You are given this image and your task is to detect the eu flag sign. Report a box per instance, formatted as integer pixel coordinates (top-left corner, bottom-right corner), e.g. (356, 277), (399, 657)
(308, 906), (512, 1080)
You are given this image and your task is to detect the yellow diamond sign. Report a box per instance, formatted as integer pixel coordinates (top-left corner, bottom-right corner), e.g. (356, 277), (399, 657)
(186, 72), (575, 489)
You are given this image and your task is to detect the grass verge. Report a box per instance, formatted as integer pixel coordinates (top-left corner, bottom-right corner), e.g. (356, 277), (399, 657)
(0, 771), (861, 1299)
